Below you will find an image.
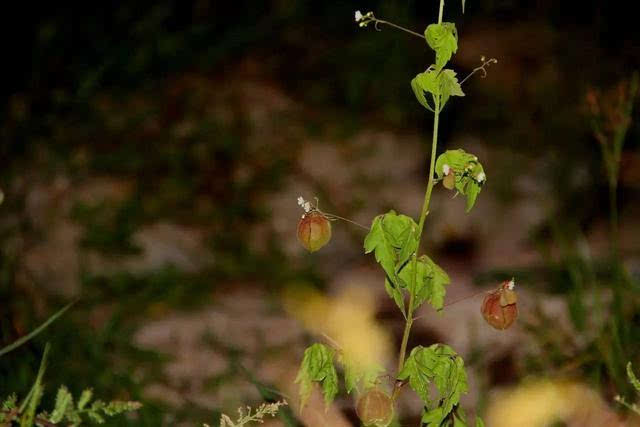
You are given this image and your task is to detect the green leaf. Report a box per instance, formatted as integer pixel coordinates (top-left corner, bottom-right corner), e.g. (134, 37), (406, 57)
(435, 149), (486, 212)
(399, 256), (450, 312)
(102, 400), (143, 416)
(439, 69), (465, 108)
(627, 362), (640, 393)
(476, 417), (486, 427)
(50, 386), (73, 423)
(2, 394), (17, 411)
(425, 23), (458, 71)
(364, 211), (418, 285)
(20, 344), (50, 427)
(78, 389), (93, 411)
(398, 344), (468, 425)
(295, 343), (339, 410)
(411, 76), (435, 112)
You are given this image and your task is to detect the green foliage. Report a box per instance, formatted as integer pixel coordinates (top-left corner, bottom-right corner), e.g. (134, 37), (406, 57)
(0, 345), (141, 426)
(294, 343), (339, 409)
(214, 401), (288, 427)
(411, 68), (464, 112)
(628, 362), (640, 393)
(435, 149), (485, 212)
(424, 23), (458, 72)
(364, 211), (419, 288)
(397, 344), (468, 426)
(400, 255), (451, 312)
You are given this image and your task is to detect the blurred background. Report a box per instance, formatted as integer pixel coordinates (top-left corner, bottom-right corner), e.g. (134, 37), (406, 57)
(2, 0), (640, 426)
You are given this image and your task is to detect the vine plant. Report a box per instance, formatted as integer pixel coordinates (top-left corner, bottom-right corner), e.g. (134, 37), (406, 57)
(295, 1), (501, 426)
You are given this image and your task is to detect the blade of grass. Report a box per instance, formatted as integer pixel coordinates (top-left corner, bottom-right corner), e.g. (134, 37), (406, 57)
(19, 343), (50, 418)
(0, 301), (76, 357)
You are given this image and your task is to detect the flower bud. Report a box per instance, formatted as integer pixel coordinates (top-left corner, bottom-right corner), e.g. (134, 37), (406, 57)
(356, 388), (394, 427)
(481, 280), (518, 330)
(297, 211), (332, 252)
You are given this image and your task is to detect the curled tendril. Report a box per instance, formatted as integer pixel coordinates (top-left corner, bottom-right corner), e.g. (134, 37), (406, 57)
(356, 11), (425, 39)
(460, 57), (498, 85)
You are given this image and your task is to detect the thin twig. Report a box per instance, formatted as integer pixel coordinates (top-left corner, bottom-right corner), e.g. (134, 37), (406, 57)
(412, 289), (488, 322)
(373, 19), (425, 40)
(323, 213), (369, 230)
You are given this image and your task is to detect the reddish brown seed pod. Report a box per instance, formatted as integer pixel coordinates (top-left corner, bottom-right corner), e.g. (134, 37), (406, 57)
(481, 280), (518, 330)
(356, 387), (394, 427)
(297, 211), (332, 252)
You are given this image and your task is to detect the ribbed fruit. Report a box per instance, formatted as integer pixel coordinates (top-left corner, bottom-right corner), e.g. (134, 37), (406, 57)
(297, 211), (332, 252)
(356, 388), (394, 427)
(481, 281), (518, 330)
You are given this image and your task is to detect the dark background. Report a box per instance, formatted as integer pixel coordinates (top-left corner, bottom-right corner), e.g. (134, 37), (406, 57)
(2, 1), (640, 426)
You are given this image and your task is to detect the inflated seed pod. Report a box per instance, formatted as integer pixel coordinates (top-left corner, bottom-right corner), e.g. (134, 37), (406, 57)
(356, 388), (394, 427)
(297, 211), (332, 252)
(481, 279), (518, 330)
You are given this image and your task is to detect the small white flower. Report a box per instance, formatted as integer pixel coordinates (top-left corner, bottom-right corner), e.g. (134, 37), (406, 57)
(297, 196), (305, 207)
(506, 279), (515, 290)
(303, 201), (311, 212)
(355, 10), (363, 22)
(476, 172), (486, 183)
(442, 164), (450, 175)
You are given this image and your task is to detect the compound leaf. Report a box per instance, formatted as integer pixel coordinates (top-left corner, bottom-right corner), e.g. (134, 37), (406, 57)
(295, 343), (339, 410)
(425, 23), (458, 71)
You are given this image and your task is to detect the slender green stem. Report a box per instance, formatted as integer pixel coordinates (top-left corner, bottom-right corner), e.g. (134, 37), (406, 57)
(394, 97), (442, 401)
(438, 0), (445, 24)
(418, 100), (441, 237)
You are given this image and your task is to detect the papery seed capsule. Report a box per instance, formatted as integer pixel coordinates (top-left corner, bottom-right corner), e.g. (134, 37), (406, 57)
(356, 388), (394, 427)
(297, 211), (332, 252)
(481, 280), (518, 330)
(443, 172), (456, 190)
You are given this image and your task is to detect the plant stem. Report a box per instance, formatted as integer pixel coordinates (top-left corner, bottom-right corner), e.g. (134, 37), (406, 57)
(372, 19), (425, 40)
(438, 0), (445, 24)
(394, 96), (442, 399)
(418, 100), (441, 237)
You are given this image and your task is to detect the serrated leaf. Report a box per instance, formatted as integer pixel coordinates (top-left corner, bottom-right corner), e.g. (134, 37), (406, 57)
(425, 23), (458, 71)
(439, 69), (465, 108)
(435, 149), (486, 212)
(78, 389), (93, 410)
(411, 76), (435, 112)
(628, 362), (640, 393)
(398, 344), (468, 425)
(295, 343), (339, 410)
(399, 255), (450, 312)
(50, 386), (73, 423)
(364, 211), (418, 284)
